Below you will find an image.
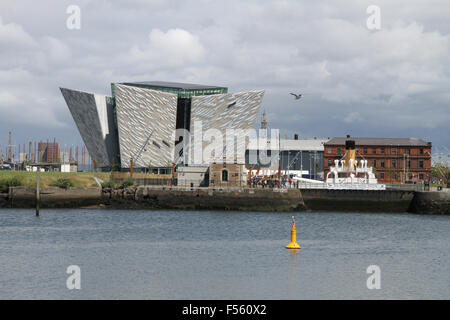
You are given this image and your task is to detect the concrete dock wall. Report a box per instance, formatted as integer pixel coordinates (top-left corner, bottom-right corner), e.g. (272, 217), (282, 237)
(3, 186), (306, 212)
(300, 189), (415, 212)
(7, 187), (102, 208)
(409, 191), (450, 215)
(104, 187), (306, 212)
(2, 186), (449, 214)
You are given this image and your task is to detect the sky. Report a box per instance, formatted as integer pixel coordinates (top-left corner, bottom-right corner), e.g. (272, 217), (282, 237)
(0, 0), (449, 158)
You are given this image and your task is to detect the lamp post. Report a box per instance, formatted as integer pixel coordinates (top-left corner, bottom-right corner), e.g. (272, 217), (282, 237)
(402, 153), (410, 184)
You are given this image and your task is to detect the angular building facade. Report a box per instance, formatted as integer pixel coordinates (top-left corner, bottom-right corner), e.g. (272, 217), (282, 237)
(61, 81), (264, 171)
(60, 88), (119, 168)
(190, 90), (265, 165)
(114, 84), (177, 168)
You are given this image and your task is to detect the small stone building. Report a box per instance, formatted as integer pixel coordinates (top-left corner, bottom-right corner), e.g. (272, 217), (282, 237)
(177, 166), (209, 187)
(209, 162), (246, 188)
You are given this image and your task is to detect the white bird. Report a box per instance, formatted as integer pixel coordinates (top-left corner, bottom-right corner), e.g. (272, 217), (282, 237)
(290, 93), (303, 100)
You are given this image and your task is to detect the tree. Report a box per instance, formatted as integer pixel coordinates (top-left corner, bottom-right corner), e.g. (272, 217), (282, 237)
(431, 163), (449, 183)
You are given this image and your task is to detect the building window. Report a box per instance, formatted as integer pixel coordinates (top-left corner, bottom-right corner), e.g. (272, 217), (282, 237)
(372, 160), (376, 168)
(391, 148), (396, 155)
(407, 160), (411, 169)
(419, 160), (424, 168)
(380, 173), (385, 179)
(363, 148), (367, 154)
(420, 148), (424, 155)
(381, 160), (385, 168)
(372, 148), (376, 154)
(221, 170), (228, 182)
(328, 148), (332, 154)
(419, 174), (424, 180)
(337, 148), (341, 156)
(392, 160), (396, 168)
(328, 159), (332, 167)
(381, 148), (385, 154)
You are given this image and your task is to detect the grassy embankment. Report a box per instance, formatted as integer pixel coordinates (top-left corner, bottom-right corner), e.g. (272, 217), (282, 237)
(0, 171), (110, 192)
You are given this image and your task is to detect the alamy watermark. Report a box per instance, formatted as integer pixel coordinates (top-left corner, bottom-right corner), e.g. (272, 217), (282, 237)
(66, 5), (81, 30)
(366, 5), (381, 30)
(173, 123), (281, 167)
(366, 265), (381, 289)
(66, 265), (81, 290)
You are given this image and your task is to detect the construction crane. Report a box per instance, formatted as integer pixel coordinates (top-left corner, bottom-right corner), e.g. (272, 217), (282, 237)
(131, 129), (154, 168)
(287, 151), (301, 172)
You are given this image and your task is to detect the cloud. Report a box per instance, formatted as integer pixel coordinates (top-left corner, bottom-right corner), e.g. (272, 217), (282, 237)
(128, 28), (205, 68)
(0, 0), (449, 149)
(0, 16), (36, 48)
(0, 91), (21, 107)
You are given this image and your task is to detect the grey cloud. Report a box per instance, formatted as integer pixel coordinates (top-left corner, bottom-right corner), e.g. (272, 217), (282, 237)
(0, 0), (449, 150)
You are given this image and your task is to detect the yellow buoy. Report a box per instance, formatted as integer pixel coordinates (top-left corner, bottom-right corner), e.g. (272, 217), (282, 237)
(286, 216), (301, 249)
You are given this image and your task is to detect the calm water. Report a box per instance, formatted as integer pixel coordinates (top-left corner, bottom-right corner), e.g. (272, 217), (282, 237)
(0, 209), (449, 299)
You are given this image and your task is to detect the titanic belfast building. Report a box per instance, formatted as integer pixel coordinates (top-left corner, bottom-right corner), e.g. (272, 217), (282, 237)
(60, 81), (264, 170)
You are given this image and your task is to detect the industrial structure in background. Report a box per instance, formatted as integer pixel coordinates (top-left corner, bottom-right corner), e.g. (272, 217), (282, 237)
(0, 131), (92, 172)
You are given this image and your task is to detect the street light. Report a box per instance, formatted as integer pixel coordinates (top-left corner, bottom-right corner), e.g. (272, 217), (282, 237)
(402, 153), (410, 184)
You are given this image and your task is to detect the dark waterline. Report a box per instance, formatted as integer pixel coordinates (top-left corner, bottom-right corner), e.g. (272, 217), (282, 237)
(0, 209), (449, 299)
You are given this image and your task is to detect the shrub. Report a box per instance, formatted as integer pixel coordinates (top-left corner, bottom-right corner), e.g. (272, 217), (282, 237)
(120, 178), (134, 189)
(0, 180), (7, 193)
(101, 180), (115, 189)
(52, 178), (74, 190)
(0, 176), (23, 192)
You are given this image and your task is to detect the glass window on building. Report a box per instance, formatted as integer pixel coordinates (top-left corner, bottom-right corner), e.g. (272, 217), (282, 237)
(392, 160), (396, 168)
(221, 170), (228, 182)
(391, 148), (396, 155)
(381, 148), (385, 154)
(419, 174), (424, 180)
(372, 160), (376, 167)
(328, 148), (332, 154)
(408, 160), (411, 169)
(363, 148), (368, 154)
(372, 148), (376, 154)
(419, 160), (424, 168)
(420, 148), (424, 155)
(328, 159), (332, 167)
(381, 160), (385, 168)
(337, 148), (341, 156)
(380, 172), (385, 179)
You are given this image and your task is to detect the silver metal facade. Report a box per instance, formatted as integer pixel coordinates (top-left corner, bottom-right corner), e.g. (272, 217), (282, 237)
(190, 90), (265, 164)
(60, 88), (119, 168)
(114, 84), (177, 168)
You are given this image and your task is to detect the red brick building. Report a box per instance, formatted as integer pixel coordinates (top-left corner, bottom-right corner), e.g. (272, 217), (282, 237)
(324, 137), (432, 184)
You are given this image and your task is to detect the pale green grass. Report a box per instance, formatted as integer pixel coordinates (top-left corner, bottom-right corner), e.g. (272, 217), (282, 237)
(0, 171), (110, 190)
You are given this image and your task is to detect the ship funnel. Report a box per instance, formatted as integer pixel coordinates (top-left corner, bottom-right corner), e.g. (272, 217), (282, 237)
(345, 139), (356, 171)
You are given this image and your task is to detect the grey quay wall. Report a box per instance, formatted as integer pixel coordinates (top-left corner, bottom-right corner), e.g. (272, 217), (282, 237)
(1, 186), (449, 214)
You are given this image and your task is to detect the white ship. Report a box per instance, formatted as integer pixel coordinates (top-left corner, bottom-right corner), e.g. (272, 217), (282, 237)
(325, 140), (386, 190)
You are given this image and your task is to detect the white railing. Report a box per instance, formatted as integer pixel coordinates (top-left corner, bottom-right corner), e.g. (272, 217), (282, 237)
(296, 182), (386, 190)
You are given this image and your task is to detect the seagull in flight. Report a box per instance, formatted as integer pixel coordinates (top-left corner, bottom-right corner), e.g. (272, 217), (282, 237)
(290, 93), (303, 100)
